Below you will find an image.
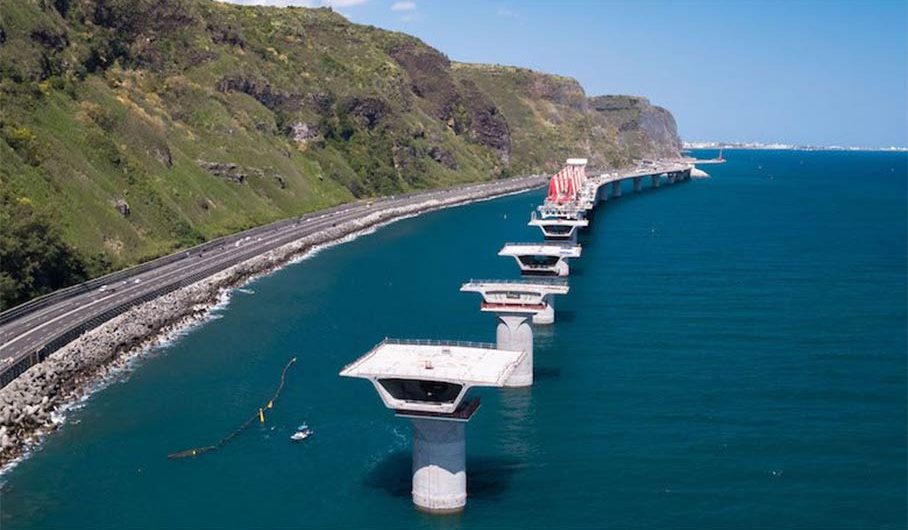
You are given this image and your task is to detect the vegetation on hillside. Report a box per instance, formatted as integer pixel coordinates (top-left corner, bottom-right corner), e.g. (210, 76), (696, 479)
(0, 0), (681, 309)
(0, 192), (88, 308)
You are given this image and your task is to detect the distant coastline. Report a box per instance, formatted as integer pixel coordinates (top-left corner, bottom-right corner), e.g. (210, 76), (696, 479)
(684, 141), (908, 152)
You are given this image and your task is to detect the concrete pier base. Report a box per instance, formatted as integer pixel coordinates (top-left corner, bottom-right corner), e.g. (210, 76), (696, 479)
(496, 314), (533, 387)
(412, 419), (467, 513)
(611, 181), (621, 198)
(633, 177), (642, 192)
(554, 260), (570, 277)
(532, 296), (555, 325)
(651, 174), (660, 188)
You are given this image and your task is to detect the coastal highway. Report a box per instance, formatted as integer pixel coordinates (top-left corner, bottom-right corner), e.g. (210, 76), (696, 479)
(0, 177), (546, 386)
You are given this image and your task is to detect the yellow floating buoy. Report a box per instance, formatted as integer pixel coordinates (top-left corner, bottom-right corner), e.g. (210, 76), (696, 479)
(167, 356), (297, 459)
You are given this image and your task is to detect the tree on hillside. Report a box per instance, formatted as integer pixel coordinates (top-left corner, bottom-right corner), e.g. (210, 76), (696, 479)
(0, 193), (88, 311)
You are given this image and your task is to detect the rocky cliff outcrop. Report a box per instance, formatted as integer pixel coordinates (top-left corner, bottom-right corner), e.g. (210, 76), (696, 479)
(452, 64), (682, 171)
(589, 95), (682, 160)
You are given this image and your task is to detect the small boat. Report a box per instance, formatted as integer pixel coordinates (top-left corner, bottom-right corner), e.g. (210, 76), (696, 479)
(291, 424), (313, 442)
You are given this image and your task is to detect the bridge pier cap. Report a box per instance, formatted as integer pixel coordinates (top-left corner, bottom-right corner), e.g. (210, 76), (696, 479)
(527, 216), (588, 242)
(461, 278), (568, 326)
(339, 339), (525, 513)
(498, 243), (582, 277)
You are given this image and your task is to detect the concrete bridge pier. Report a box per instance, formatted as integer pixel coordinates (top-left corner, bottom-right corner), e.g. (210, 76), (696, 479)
(532, 295), (555, 325)
(600, 184), (609, 202)
(496, 314), (534, 387)
(340, 340), (526, 515)
(412, 419), (467, 513)
(462, 279), (567, 374)
(611, 181), (621, 198)
(633, 177), (642, 193)
(651, 174), (660, 188)
(668, 173), (676, 184)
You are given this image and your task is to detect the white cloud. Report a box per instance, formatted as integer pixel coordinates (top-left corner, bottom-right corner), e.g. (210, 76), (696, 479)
(391, 1), (416, 11)
(497, 7), (517, 18)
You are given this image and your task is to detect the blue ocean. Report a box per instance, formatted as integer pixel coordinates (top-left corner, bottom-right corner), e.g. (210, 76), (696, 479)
(1, 150), (906, 529)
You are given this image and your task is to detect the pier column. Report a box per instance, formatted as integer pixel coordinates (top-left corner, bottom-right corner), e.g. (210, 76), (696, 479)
(633, 177), (642, 193)
(412, 419), (467, 513)
(554, 259), (571, 277)
(651, 174), (660, 188)
(532, 295), (555, 325)
(496, 314), (534, 387)
(560, 229), (578, 245)
(601, 184), (609, 202)
(668, 173), (676, 184)
(611, 181), (621, 198)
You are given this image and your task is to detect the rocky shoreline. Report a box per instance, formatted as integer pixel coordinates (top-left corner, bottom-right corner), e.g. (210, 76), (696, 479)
(0, 176), (544, 470)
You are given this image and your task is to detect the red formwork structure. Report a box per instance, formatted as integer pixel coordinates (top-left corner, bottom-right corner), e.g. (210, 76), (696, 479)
(545, 159), (587, 205)
(546, 167), (574, 204)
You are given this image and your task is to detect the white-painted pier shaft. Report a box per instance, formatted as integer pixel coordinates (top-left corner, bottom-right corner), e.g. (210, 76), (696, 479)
(499, 242), (582, 277)
(340, 339), (524, 514)
(461, 279), (569, 386)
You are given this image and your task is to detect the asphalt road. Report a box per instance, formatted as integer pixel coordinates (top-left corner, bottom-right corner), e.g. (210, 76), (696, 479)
(0, 177), (545, 382)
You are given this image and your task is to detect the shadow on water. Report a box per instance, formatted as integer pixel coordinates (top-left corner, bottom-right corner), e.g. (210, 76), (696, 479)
(363, 451), (411, 499)
(363, 451), (523, 501)
(467, 455), (523, 499)
(533, 366), (561, 381)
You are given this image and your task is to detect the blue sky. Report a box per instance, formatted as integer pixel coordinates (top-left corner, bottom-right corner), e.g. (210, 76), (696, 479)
(226, 0), (907, 148)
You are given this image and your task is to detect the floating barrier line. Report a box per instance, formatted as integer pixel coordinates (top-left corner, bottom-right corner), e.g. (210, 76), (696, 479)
(168, 357), (297, 459)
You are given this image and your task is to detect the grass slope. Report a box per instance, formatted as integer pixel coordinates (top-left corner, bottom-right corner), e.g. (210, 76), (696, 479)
(0, 0), (681, 309)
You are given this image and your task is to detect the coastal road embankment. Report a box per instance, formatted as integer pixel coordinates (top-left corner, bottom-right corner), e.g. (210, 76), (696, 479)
(0, 176), (546, 389)
(0, 175), (546, 464)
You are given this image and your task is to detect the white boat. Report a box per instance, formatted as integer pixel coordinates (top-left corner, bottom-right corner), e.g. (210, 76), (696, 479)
(291, 424), (313, 442)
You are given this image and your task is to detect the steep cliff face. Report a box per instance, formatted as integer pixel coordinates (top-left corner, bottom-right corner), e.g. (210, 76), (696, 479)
(452, 65), (682, 172)
(386, 38), (511, 165)
(588, 95), (683, 160)
(0, 0), (682, 307)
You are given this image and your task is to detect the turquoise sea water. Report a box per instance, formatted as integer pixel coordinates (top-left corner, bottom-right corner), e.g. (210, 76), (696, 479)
(1, 150), (906, 529)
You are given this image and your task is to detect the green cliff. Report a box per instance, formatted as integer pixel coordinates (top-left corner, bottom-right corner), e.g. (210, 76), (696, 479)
(0, 0), (681, 309)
